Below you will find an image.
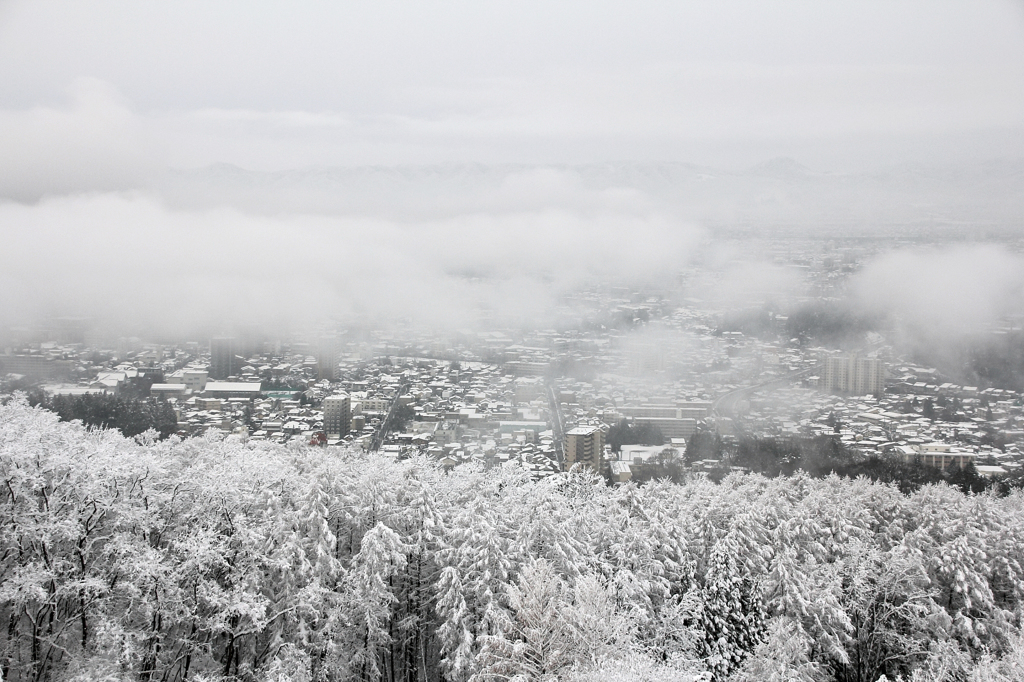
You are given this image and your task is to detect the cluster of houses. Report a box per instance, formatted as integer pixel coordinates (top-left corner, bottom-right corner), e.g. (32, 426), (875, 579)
(720, 369), (1023, 478)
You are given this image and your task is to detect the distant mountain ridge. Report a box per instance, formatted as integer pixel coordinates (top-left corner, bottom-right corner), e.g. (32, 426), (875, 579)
(158, 158), (1024, 234)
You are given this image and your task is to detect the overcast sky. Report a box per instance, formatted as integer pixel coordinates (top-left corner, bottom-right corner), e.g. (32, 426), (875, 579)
(1, 0), (1022, 174)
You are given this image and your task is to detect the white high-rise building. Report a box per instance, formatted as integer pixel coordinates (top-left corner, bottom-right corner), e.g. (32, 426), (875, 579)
(821, 354), (886, 396)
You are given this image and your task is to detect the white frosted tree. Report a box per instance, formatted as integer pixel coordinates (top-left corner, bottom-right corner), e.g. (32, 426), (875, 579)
(338, 522), (408, 681)
(474, 559), (634, 682)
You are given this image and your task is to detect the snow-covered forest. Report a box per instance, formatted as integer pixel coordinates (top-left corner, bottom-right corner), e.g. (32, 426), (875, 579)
(2, 397), (1023, 682)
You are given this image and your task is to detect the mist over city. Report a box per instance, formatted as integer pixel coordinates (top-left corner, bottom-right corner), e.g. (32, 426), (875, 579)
(3, 2), (1024, 682)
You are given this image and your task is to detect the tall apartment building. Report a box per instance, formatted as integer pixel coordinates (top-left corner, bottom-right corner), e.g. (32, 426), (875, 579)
(821, 354), (886, 396)
(210, 337), (237, 380)
(317, 337), (339, 382)
(564, 425), (605, 472)
(323, 393), (352, 438)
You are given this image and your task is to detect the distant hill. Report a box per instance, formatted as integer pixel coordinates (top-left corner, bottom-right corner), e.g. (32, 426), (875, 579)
(158, 158), (1024, 235)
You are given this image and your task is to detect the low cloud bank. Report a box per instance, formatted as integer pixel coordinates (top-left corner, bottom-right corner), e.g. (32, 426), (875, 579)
(851, 244), (1024, 357)
(0, 187), (702, 338)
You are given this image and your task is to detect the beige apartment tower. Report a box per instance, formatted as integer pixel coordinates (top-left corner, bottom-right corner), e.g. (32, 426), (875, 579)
(564, 425), (605, 472)
(323, 393), (351, 438)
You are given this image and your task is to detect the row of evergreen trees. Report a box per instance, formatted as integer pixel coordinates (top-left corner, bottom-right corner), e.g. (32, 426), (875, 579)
(29, 392), (179, 440)
(1, 397), (1023, 681)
